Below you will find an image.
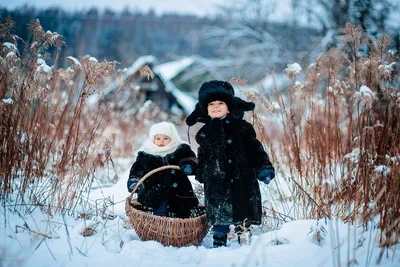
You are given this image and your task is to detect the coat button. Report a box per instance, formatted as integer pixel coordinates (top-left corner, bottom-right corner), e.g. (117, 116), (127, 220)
(172, 182), (178, 188)
(228, 159), (232, 164)
(230, 179), (234, 183)
(226, 120), (230, 124)
(171, 170), (176, 174)
(227, 139), (232, 144)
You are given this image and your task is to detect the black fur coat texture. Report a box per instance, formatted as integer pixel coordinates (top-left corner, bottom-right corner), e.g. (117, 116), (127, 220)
(127, 144), (199, 213)
(195, 113), (274, 226)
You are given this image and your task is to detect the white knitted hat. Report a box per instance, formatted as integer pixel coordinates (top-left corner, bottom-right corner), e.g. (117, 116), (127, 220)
(149, 122), (179, 143)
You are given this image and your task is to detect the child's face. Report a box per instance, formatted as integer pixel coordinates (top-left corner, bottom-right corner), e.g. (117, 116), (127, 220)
(207, 100), (229, 118)
(154, 134), (171, 147)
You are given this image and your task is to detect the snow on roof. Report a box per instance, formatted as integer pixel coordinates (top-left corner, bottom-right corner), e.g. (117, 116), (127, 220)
(87, 55), (196, 115)
(169, 86), (197, 115)
(88, 55), (159, 103)
(155, 57), (195, 80)
(153, 68), (196, 115)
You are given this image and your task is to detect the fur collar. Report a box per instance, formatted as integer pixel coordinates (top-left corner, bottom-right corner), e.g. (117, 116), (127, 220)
(140, 139), (183, 157)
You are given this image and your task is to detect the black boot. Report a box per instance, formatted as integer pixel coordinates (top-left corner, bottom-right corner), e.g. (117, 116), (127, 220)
(213, 233), (227, 247)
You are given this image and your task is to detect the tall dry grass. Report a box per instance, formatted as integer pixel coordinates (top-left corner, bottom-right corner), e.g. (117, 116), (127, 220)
(0, 17), (191, 218)
(0, 17), (120, 215)
(239, 23), (399, 251)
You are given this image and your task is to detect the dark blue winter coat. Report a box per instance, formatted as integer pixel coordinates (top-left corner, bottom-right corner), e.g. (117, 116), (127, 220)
(195, 113), (274, 225)
(127, 144), (199, 213)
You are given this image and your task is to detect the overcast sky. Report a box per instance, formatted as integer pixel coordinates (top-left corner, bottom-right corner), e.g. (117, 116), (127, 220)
(1, 0), (227, 16)
(2, 0), (399, 27)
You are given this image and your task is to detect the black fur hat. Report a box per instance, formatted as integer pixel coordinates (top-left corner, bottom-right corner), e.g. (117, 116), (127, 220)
(186, 80), (255, 126)
(198, 80), (234, 112)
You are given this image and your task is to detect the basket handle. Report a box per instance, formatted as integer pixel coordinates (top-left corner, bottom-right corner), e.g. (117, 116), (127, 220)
(129, 165), (180, 199)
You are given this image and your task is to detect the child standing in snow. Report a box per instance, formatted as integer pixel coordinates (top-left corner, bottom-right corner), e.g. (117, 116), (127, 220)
(186, 80), (275, 247)
(127, 122), (198, 218)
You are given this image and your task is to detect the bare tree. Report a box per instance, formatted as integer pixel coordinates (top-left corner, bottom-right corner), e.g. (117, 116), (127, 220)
(302, 0), (396, 47)
(203, 0), (285, 82)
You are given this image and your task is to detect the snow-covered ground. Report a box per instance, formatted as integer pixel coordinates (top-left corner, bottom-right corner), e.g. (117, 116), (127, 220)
(1, 162), (399, 267)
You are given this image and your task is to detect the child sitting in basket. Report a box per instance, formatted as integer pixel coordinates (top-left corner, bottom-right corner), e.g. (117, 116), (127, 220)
(127, 122), (199, 218)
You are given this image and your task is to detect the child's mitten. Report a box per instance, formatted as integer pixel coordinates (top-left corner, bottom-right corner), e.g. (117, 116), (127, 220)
(180, 164), (193, 175)
(179, 158), (196, 175)
(257, 169), (275, 184)
(129, 182), (144, 193)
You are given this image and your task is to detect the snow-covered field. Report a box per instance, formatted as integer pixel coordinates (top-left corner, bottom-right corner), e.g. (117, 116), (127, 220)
(1, 163), (399, 267)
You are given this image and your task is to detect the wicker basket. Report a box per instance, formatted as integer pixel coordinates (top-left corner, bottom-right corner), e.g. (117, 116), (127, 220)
(125, 165), (210, 247)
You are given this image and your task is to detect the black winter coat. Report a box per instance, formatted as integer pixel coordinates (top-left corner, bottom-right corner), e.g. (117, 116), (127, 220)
(127, 144), (199, 212)
(195, 113), (274, 226)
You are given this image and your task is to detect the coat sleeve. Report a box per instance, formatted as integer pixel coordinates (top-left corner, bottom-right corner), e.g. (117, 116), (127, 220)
(195, 146), (204, 183)
(240, 120), (274, 179)
(127, 154), (147, 192)
(178, 144), (198, 173)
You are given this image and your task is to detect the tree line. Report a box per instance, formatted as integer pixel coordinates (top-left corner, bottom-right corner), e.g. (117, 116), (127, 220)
(2, 1), (398, 83)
